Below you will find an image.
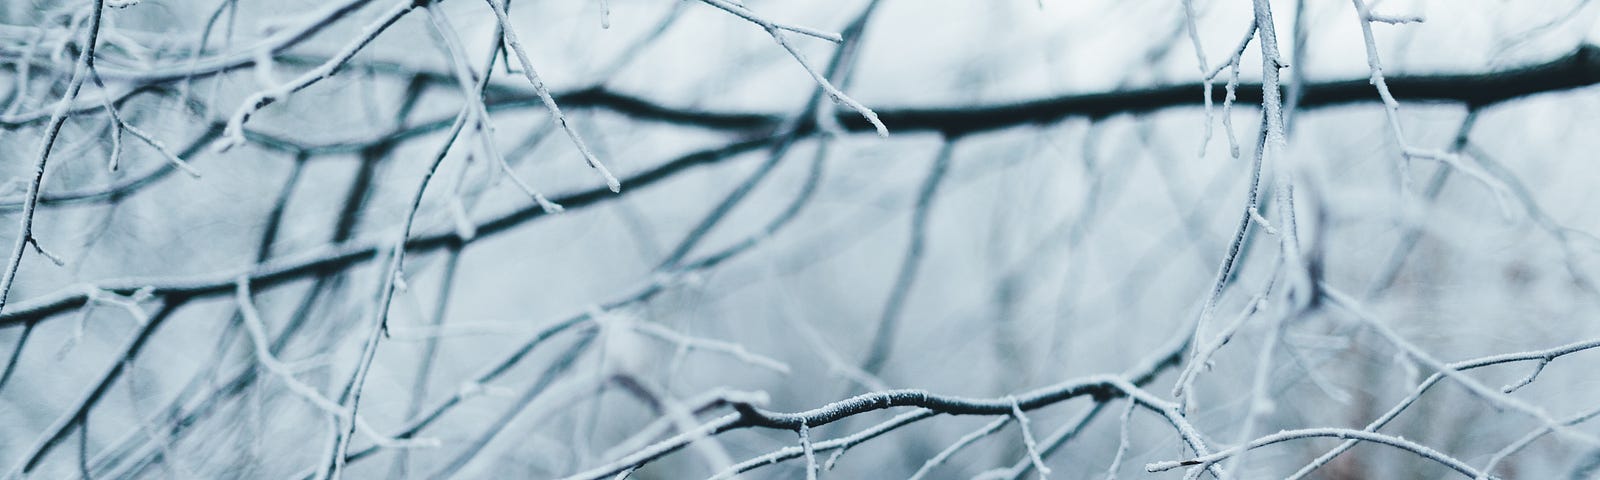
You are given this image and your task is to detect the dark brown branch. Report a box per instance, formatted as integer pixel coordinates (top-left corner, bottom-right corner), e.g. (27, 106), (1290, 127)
(561, 374), (1202, 480)
(842, 45), (1600, 135)
(4, 43), (1597, 379)
(13, 46), (1597, 152)
(471, 45), (1600, 136)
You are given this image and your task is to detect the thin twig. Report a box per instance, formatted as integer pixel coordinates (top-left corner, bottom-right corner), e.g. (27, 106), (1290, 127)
(482, 0), (621, 192)
(0, 0), (106, 319)
(218, 0), (417, 151)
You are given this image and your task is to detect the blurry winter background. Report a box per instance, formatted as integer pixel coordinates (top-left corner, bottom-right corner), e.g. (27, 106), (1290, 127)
(4, 0), (1600, 478)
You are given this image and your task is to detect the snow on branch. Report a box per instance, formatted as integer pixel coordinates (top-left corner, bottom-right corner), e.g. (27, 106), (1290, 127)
(1148, 428), (1486, 478)
(565, 374), (1219, 480)
(217, 0), (417, 152)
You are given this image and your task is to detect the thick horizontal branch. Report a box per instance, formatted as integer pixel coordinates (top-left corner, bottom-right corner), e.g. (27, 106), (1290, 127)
(546, 87), (781, 132)
(840, 45), (1600, 135)
(198, 44), (1600, 157)
(563, 375), (1180, 480)
(0, 136), (774, 326)
(731, 375), (1133, 430)
(565, 364), (1234, 480)
(6, 48), (1597, 322)
(15, 46), (1594, 142)
(1, 46), (1589, 214)
(481, 46), (1600, 136)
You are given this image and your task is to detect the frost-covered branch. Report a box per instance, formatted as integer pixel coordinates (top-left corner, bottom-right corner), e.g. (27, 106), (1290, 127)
(234, 278), (437, 451)
(217, 0), (416, 151)
(563, 375), (1215, 480)
(0, 0), (106, 319)
(1148, 427), (1484, 478)
(1289, 334), (1600, 479)
(481, 0), (621, 192)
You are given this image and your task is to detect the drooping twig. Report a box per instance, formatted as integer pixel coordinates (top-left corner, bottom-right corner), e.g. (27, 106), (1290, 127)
(0, 0), (107, 319)
(481, 0), (621, 192)
(1175, 114), (1270, 415)
(217, 0), (418, 151)
(429, 3), (561, 213)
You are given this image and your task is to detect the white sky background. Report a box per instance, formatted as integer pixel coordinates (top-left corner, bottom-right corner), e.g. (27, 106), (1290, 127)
(6, 0), (1600, 478)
